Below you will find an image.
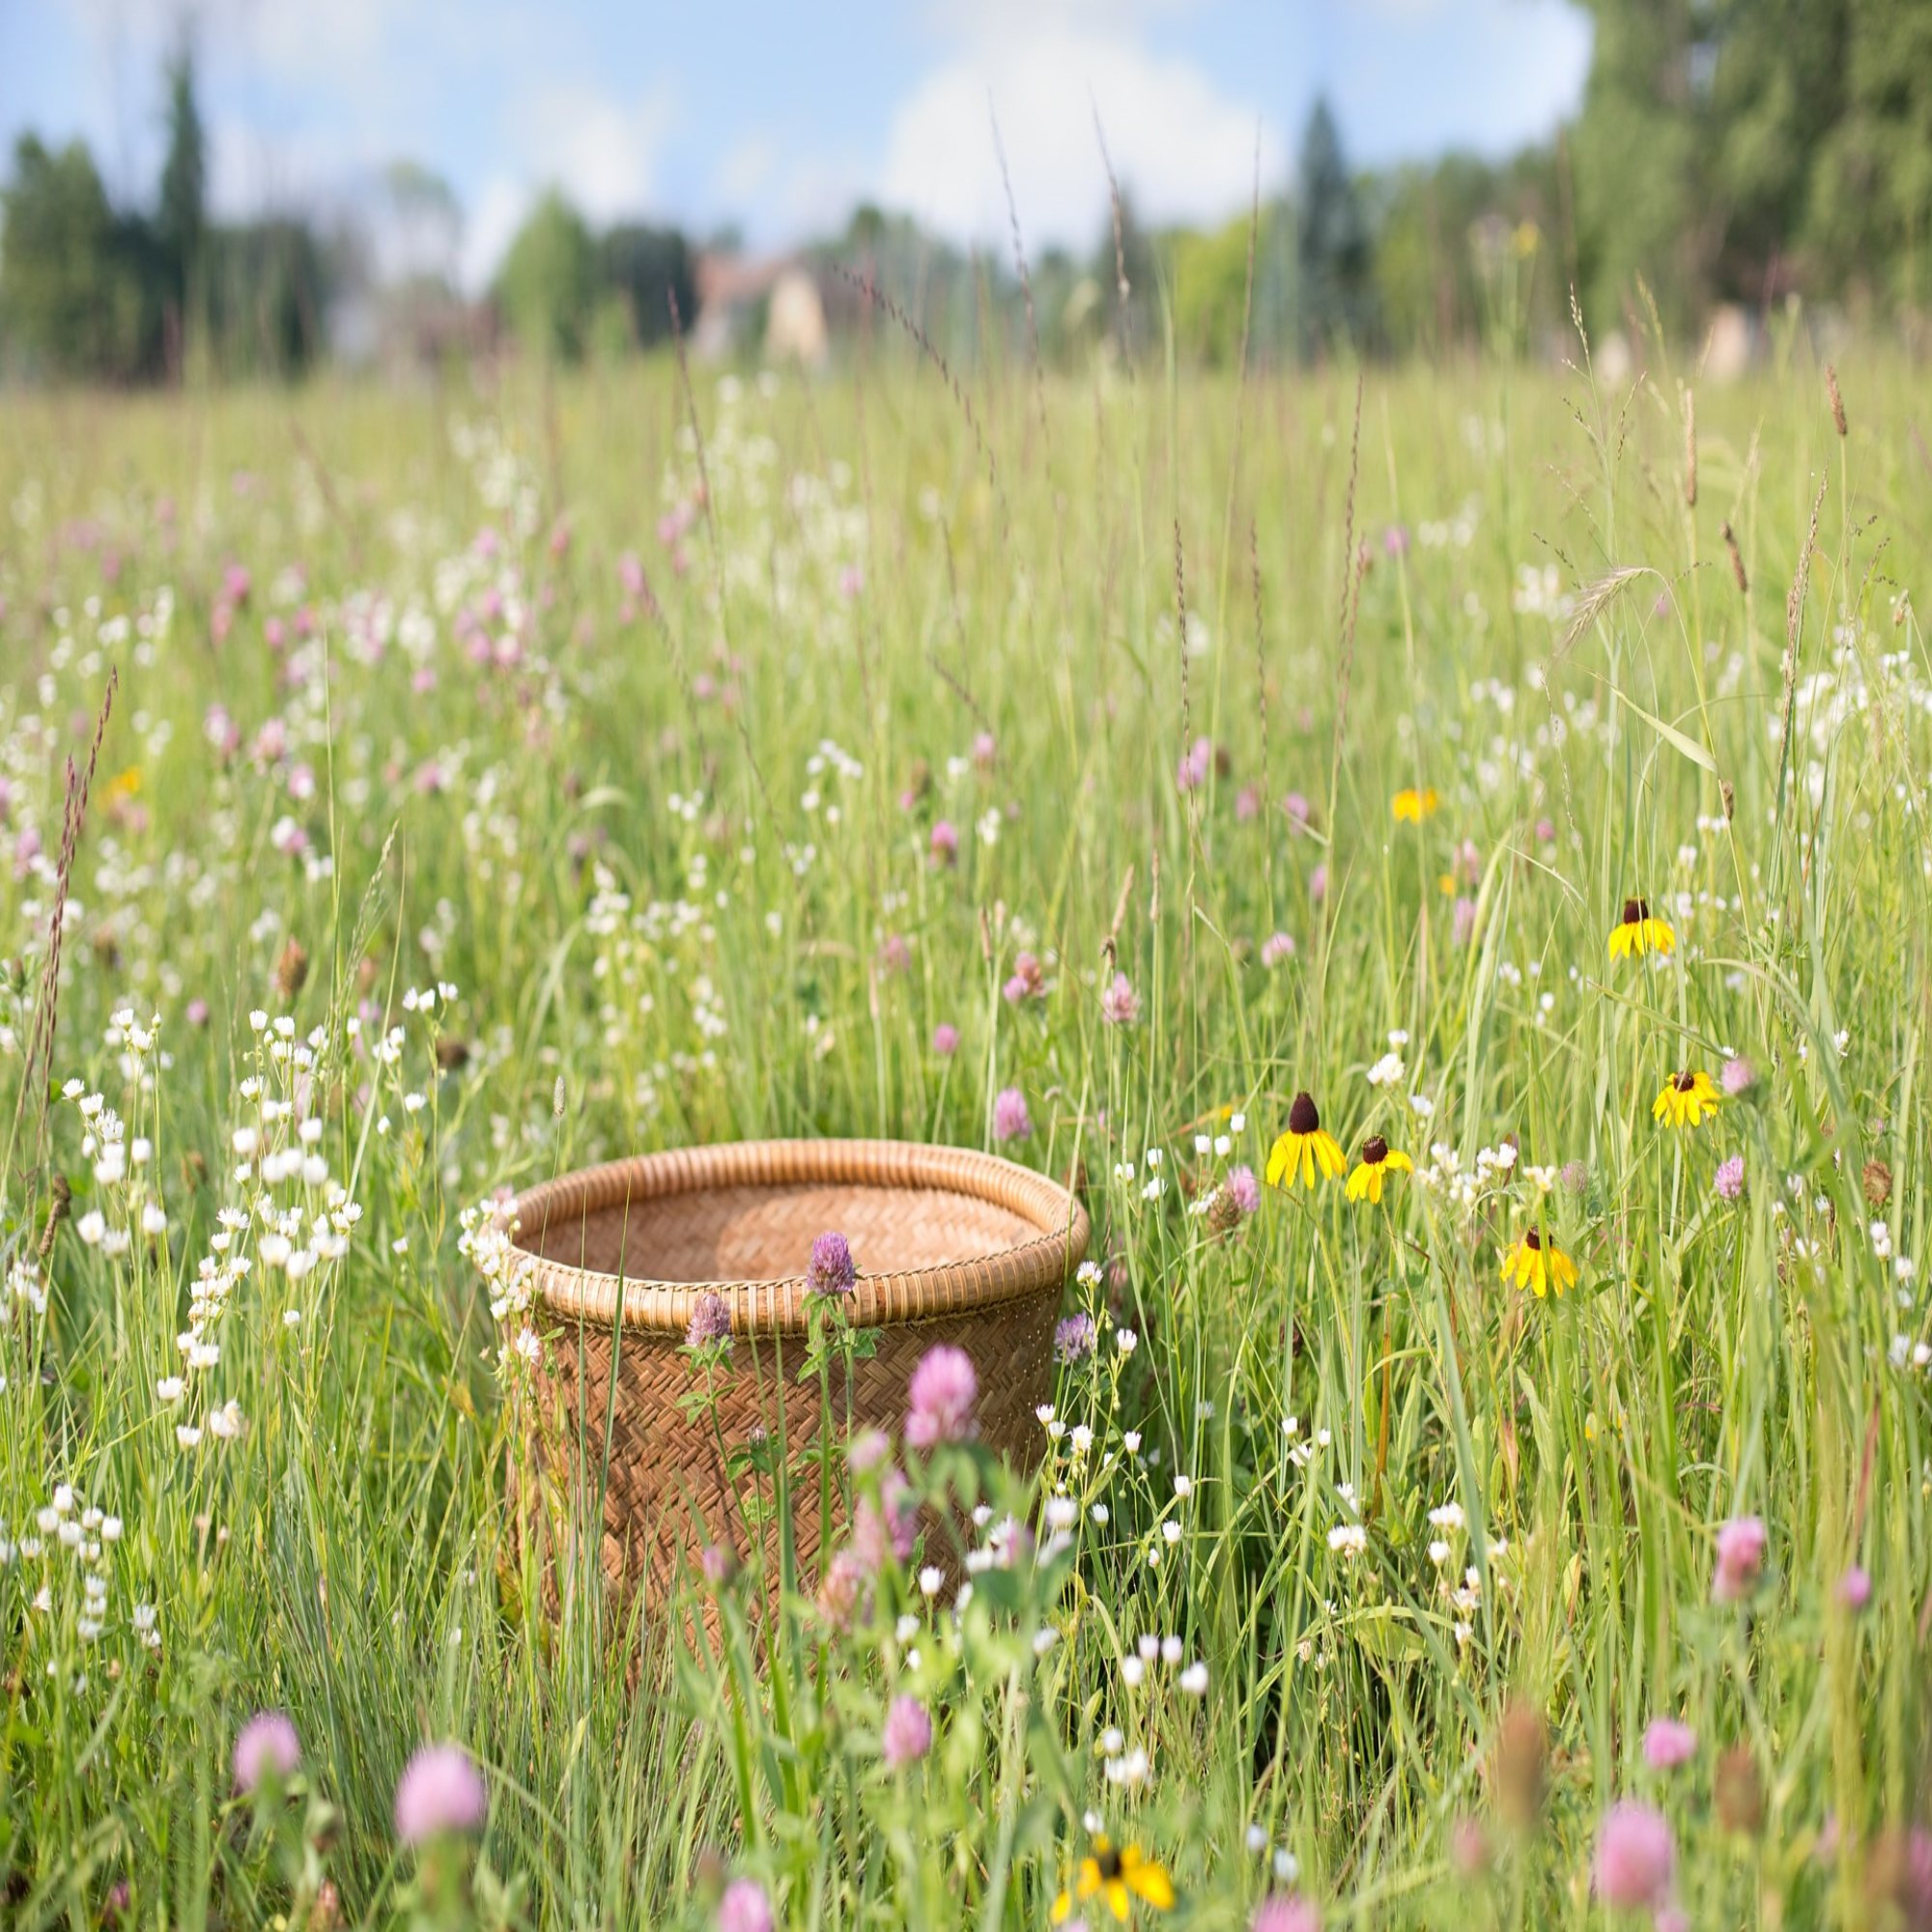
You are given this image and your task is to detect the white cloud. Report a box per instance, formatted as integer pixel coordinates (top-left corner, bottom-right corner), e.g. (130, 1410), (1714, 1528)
(523, 81), (677, 226)
(456, 82), (677, 288)
(878, 19), (1283, 249)
(461, 176), (529, 292)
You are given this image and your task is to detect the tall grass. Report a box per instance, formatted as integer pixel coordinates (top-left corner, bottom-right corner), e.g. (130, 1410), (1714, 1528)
(0, 336), (1927, 1928)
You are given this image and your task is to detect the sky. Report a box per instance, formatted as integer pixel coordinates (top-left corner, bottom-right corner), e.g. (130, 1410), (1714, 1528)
(2, 0), (1594, 288)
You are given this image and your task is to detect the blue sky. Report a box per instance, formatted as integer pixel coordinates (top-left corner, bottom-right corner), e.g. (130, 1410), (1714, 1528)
(3, 0), (1592, 285)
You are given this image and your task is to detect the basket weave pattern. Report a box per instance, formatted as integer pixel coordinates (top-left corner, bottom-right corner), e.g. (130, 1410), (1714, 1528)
(509, 1139), (1089, 1598)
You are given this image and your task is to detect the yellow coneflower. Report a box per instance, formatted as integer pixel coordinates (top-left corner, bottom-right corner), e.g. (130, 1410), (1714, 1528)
(1266, 1092), (1347, 1191)
(1500, 1225), (1578, 1297)
(1653, 1067), (1720, 1129)
(1345, 1135), (1413, 1205)
(1608, 896), (1675, 959)
(1392, 786), (1439, 823)
(1052, 1836), (1174, 1923)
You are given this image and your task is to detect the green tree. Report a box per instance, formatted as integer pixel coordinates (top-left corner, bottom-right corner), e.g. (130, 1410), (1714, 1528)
(494, 190), (595, 360)
(1807, 0), (1932, 309)
(0, 135), (158, 379)
(156, 44), (207, 343)
(1295, 98), (1374, 355)
(596, 222), (696, 348)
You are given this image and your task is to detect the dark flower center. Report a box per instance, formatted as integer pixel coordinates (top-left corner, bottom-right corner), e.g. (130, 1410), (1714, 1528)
(1676, 1070), (1697, 1092)
(1363, 1136), (1389, 1165)
(1623, 896), (1647, 924)
(1524, 1228), (1543, 1250)
(1094, 1844), (1122, 1881)
(1289, 1091), (1320, 1134)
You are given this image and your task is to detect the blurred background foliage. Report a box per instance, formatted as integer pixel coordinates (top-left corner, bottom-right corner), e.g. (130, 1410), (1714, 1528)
(2, 0), (1930, 384)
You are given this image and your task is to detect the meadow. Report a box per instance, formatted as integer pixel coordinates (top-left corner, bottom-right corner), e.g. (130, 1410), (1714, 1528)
(0, 329), (1928, 1930)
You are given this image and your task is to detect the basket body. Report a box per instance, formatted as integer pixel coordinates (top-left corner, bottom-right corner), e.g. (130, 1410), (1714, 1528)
(505, 1139), (1088, 1602)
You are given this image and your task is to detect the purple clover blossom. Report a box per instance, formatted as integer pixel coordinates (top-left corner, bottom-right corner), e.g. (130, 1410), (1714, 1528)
(393, 1744), (488, 1845)
(1054, 1312), (1098, 1363)
(931, 1022), (960, 1056)
(1100, 973), (1142, 1026)
(881, 1694), (933, 1770)
(1225, 1164), (1262, 1217)
(233, 1711), (301, 1794)
(1251, 1900), (1321, 1932)
(1176, 735), (1213, 792)
(1838, 1564), (1872, 1611)
(929, 819), (959, 866)
(1593, 1802), (1674, 1912)
(993, 1087), (1033, 1143)
(1713, 1515), (1768, 1604)
(852, 1466), (920, 1568)
(1720, 1057), (1757, 1097)
(686, 1291), (732, 1350)
(808, 1232), (857, 1298)
(906, 1344), (979, 1448)
(1261, 931), (1296, 968)
(1642, 1718), (1696, 1771)
(717, 1878), (775, 1932)
(1715, 1154), (1746, 1201)
(1003, 952), (1044, 1004)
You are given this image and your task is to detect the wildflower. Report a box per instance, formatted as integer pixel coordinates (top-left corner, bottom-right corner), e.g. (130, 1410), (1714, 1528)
(1176, 737), (1213, 792)
(1838, 1564), (1872, 1611)
(906, 1344), (978, 1448)
(932, 1022), (959, 1056)
(1224, 1165), (1262, 1216)
(1052, 1835), (1175, 1923)
(717, 1878), (774, 1932)
(1608, 895), (1675, 959)
(816, 1548), (870, 1630)
(1715, 1154), (1746, 1200)
(881, 1694), (932, 1770)
(1004, 952), (1045, 1004)
(1642, 1718), (1696, 1771)
(1252, 1900), (1320, 1932)
(807, 1232), (857, 1297)
(929, 820), (958, 867)
(1100, 974), (1142, 1026)
(393, 1744), (488, 1844)
(1391, 786), (1439, 823)
(993, 1087), (1033, 1143)
(1499, 1226), (1577, 1297)
(233, 1711), (301, 1794)
(1654, 1068), (1721, 1129)
(1055, 1313), (1098, 1364)
(1593, 1801), (1674, 1911)
(1344, 1136), (1412, 1206)
(1713, 1515), (1767, 1603)
(685, 1291), (732, 1350)
(1720, 1056), (1757, 1096)
(1261, 931), (1296, 967)
(1266, 1094), (1346, 1191)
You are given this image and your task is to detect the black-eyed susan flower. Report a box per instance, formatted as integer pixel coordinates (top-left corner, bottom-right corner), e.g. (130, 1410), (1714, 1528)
(1500, 1226), (1578, 1297)
(1052, 1836), (1174, 1923)
(1345, 1135), (1413, 1205)
(1266, 1092), (1347, 1191)
(1392, 785), (1439, 823)
(1653, 1067), (1720, 1129)
(1608, 896), (1675, 960)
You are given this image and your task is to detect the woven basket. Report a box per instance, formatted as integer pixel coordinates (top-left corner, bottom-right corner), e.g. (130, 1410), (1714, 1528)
(504, 1139), (1089, 1604)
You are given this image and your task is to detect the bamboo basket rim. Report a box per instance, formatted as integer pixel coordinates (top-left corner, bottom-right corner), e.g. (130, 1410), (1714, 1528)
(508, 1137), (1089, 1336)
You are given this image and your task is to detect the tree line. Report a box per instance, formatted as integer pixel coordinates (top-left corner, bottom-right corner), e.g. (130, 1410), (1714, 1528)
(3, 1), (1928, 384)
